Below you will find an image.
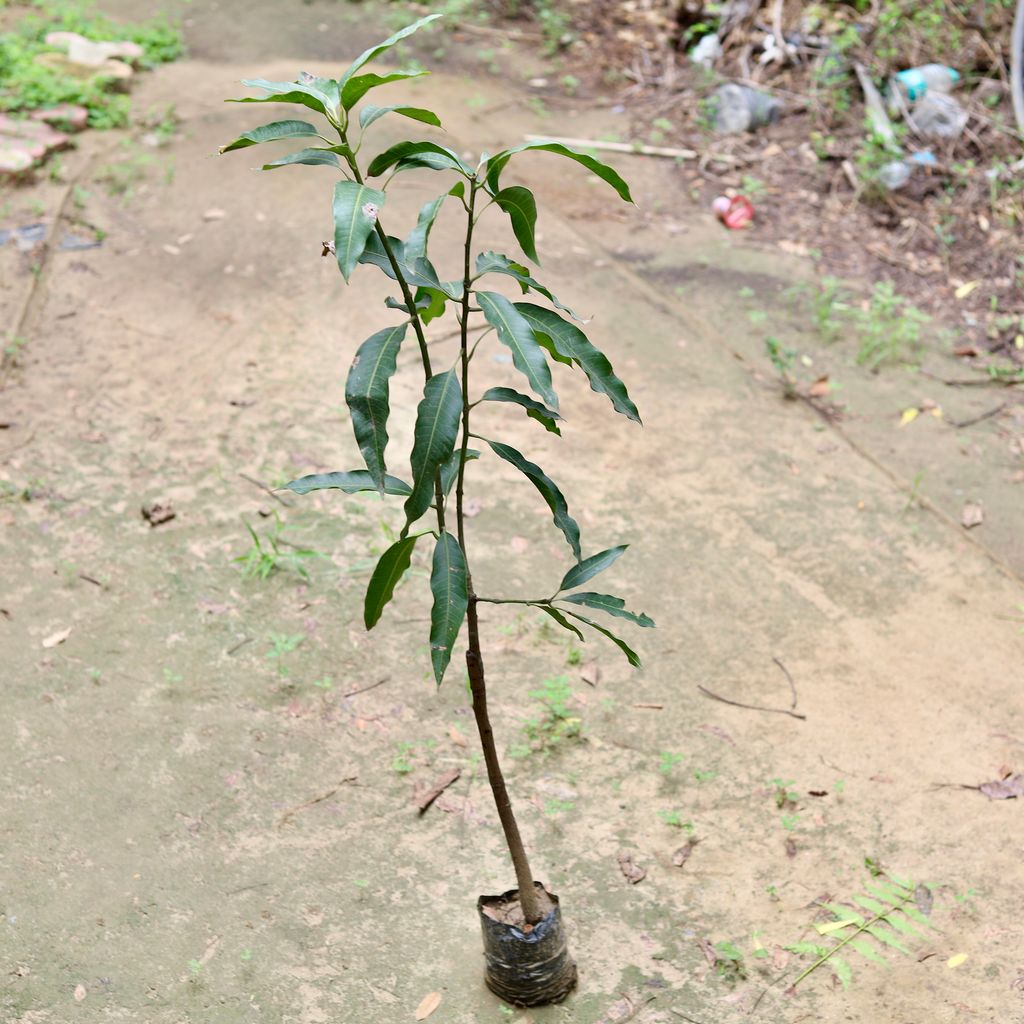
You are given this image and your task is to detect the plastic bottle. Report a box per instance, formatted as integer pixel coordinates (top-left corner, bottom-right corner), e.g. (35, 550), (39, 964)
(878, 160), (912, 190)
(911, 93), (968, 140)
(889, 64), (960, 105)
(712, 83), (782, 134)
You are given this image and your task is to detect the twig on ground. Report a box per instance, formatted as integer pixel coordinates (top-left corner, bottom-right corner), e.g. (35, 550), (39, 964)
(226, 637), (253, 656)
(773, 656), (799, 709)
(416, 767), (461, 815)
(341, 675), (391, 699)
(698, 683), (807, 721)
(524, 132), (698, 161)
(921, 369), (1024, 387)
(277, 776), (358, 827)
(947, 402), (1008, 428)
(238, 471), (293, 506)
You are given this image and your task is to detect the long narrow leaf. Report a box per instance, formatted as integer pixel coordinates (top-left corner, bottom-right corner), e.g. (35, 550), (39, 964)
(516, 303), (640, 423)
(538, 605), (585, 641)
(220, 119), (319, 152)
(562, 610), (642, 667)
(405, 370), (463, 526)
(474, 251), (583, 322)
(865, 924), (910, 955)
(485, 439), (580, 560)
(333, 181), (386, 282)
(405, 195), (447, 262)
(345, 324), (407, 490)
(367, 141), (472, 178)
(262, 147), (340, 170)
(440, 448), (479, 496)
(559, 591), (655, 628)
(477, 292), (558, 409)
(480, 387), (561, 435)
(493, 185), (539, 263)
(848, 938), (888, 966)
(285, 470), (411, 496)
(338, 14), (442, 89)
(359, 104), (443, 131)
(340, 70), (430, 111)
(430, 533), (468, 685)
(364, 535), (419, 629)
(485, 140), (633, 202)
(231, 78), (337, 118)
(558, 544), (627, 592)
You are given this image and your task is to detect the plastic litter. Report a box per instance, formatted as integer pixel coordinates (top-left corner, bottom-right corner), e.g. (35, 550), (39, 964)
(690, 34), (722, 69)
(910, 93), (968, 140)
(889, 64), (960, 107)
(878, 150), (940, 191)
(713, 195), (755, 229)
(0, 224), (47, 251)
(478, 885), (577, 1007)
(712, 83), (782, 134)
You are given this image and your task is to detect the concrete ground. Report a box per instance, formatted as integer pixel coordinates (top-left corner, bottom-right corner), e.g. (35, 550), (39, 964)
(2, 4), (1023, 1022)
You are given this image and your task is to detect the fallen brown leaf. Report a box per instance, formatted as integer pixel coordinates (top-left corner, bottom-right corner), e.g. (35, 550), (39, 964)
(141, 501), (176, 526)
(617, 851), (646, 884)
(785, 838), (797, 858)
(448, 726), (468, 748)
(671, 838), (699, 867)
(978, 773), (1024, 799)
(808, 375), (831, 398)
(961, 502), (984, 529)
(415, 768), (461, 815)
(580, 660), (601, 687)
(696, 936), (718, 968)
(414, 990), (442, 1020)
(700, 723), (736, 745)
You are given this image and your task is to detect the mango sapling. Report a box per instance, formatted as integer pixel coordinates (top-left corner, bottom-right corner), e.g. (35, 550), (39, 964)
(221, 15), (654, 1006)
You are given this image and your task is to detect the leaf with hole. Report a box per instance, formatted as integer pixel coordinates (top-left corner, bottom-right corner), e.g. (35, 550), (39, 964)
(405, 370), (463, 527)
(558, 544), (627, 592)
(285, 471), (412, 496)
(430, 533), (468, 685)
(477, 292), (558, 409)
(480, 387), (561, 435)
(516, 303), (640, 423)
(345, 324), (407, 490)
(220, 119), (320, 152)
(559, 592), (654, 628)
(333, 181), (386, 282)
(485, 140), (633, 202)
(493, 186), (539, 264)
(485, 439), (580, 560)
(364, 534), (419, 629)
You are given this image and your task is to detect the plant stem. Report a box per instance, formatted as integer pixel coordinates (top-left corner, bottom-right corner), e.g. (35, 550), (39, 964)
(456, 180), (543, 925)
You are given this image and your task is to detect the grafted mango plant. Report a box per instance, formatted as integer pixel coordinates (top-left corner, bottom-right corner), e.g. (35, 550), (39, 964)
(222, 15), (654, 1006)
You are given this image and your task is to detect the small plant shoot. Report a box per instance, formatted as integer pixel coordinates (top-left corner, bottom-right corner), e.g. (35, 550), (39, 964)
(222, 14), (653, 1007)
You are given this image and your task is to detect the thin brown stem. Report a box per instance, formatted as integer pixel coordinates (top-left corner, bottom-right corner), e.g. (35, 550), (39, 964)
(456, 181), (542, 924)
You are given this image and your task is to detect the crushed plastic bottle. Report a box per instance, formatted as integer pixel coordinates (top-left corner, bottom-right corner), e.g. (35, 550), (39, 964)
(911, 93), (968, 140)
(878, 160), (912, 190)
(712, 83), (782, 134)
(888, 64), (960, 108)
(690, 34), (722, 69)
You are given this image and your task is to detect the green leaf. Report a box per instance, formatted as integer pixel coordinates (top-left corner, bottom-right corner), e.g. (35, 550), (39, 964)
(417, 287), (447, 324)
(785, 942), (830, 957)
(486, 140), (633, 202)
(516, 303), (640, 423)
(480, 386), (561, 435)
(345, 324), (407, 490)
(440, 448), (479, 496)
(493, 186), (539, 264)
(339, 14), (442, 89)
(341, 70), (430, 111)
(261, 147), (341, 170)
(561, 610), (642, 666)
(831, 955), (853, 990)
(367, 140), (472, 178)
(853, 896), (888, 917)
(406, 196), (447, 262)
(884, 914), (923, 938)
(559, 592), (655, 628)
(359, 234), (460, 297)
(231, 77), (338, 118)
(405, 370), (463, 526)
(558, 544), (627, 592)
(865, 882), (910, 905)
(477, 292), (558, 409)
(849, 938), (888, 966)
(220, 119), (320, 152)
(285, 470), (412, 496)
(538, 605), (585, 641)
(900, 905), (936, 929)
(485, 439), (580, 560)
(364, 534), (419, 629)
(865, 924), (910, 955)
(822, 904), (865, 925)
(474, 251), (583, 322)
(359, 104), (443, 131)
(333, 181), (386, 282)
(430, 532), (468, 685)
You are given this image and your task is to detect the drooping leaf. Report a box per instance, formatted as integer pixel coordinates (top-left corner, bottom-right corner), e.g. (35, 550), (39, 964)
(340, 70), (430, 111)
(831, 956), (853, 990)
(345, 324), (407, 490)
(285, 470), (411, 496)
(405, 370), (463, 526)
(405, 196), (447, 262)
(493, 185), (539, 264)
(359, 234), (461, 298)
(538, 605), (585, 641)
(558, 544), (627, 592)
(480, 387), (561, 435)
(333, 181), (386, 282)
(559, 592), (655, 628)
(220, 119), (320, 152)
(440, 448), (479, 496)
(485, 140), (633, 203)
(485, 439), (580, 560)
(359, 104), (443, 131)
(562, 610), (642, 667)
(338, 14), (442, 90)
(367, 140), (473, 178)
(262, 147), (341, 170)
(430, 533), (468, 685)
(231, 78), (338, 118)
(364, 534), (419, 629)
(474, 251), (583, 322)
(477, 292), (558, 409)
(516, 303), (641, 423)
